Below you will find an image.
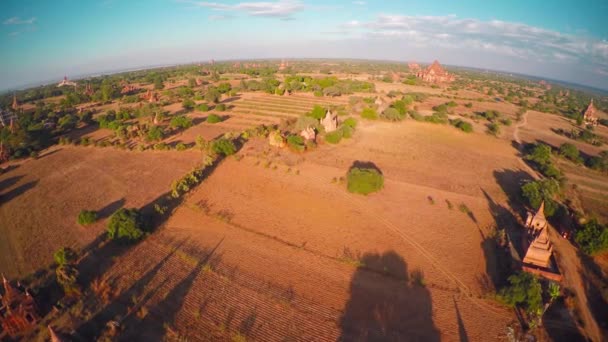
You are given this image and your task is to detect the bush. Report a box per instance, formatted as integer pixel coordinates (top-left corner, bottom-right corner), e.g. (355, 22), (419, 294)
(343, 117), (357, 129)
(486, 122), (501, 136)
(54, 247), (78, 266)
(215, 103), (226, 111)
(146, 125), (164, 142)
(325, 130), (343, 144)
(107, 208), (145, 242)
(347, 166), (384, 195)
(381, 107), (404, 121)
(451, 119), (473, 133)
(313, 90), (323, 97)
(182, 98), (195, 111)
(498, 272), (543, 316)
(340, 125), (353, 139)
(77, 210), (97, 226)
(559, 143), (583, 164)
(308, 105), (326, 120)
(170, 115), (193, 129)
(176, 142), (187, 151)
(286, 135), (305, 152)
(525, 143), (552, 166)
(501, 118), (512, 126)
(197, 103), (209, 112)
(521, 179), (560, 216)
(212, 138), (236, 156)
(361, 107), (378, 120)
(575, 219), (608, 255)
(206, 114), (223, 123)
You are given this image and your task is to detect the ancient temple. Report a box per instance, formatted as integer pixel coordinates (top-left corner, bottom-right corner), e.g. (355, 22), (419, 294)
(0, 109), (17, 128)
(57, 76), (77, 87)
(415, 60), (454, 83)
(408, 62), (421, 72)
(521, 202), (562, 281)
(83, 84), (94, 97)
(321, 110), (338, 133)
(300, 127), (316, 141)
(120, 84), (138, 95)
(583, 99), (599, 126)
(142, 89), (159, 103)
(11, 94), (19, 111)
(278, 59), (288, 71)
(0, 275), (40, 338)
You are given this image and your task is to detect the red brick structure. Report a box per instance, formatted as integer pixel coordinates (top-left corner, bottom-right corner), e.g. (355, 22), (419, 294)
(83, 84), (94, 97)
(11, 94), (19, 111)
(408, 62), (421, 72)
(583, 99), (599, 126)
(0, 276), (40, 338)
(120, 84), (138, 95)
(415, 60), (454, 83)
(141, 89), (159, 103)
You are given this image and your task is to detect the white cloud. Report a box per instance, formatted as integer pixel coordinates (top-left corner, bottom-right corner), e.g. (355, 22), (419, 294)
(352, 1), (366, 5)
(339, 14), (608, 75)
(3, 17), (36, 25)
(189, 0), (304, 18)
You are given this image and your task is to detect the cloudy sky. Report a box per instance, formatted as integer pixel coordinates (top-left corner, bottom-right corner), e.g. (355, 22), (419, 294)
(1, 0), (607, 91)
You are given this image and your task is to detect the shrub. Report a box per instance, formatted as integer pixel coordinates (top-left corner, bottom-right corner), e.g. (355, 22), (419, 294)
(107, 208), (145, 242)
(451, 119), (473, 133)
(325, 130), (343, 144)
(197, 103), (209, 112)
(215, 103), (226, 111)
(286, 135), (305, 152)
(486, 122), (501, 136)
(77, 210), (97, 226)
(559, 143), (583, 164)
(498, 271), (543, 316)
(170, 115), (193, 129)
(206, 114), (223, 124)
(340, 125), (353, 139)
(154, 142), (170, 150)
(381, 107), (404, 121)
(361, 107), (378, 120)
(501, 118), (512, 126)
(294, 116), (319, 131)
(212, 138), (236, 156)
(182, 98), (195, 111)
(146, 125), (164, 142)
(575, 219), (608, 255)
(313, 90), (323, 97)
(176, 142), (187, 151)
(521, 179), (560, 216)
(525, 143), (552, 167)
(347, 166), (384, 195)
(343, 117), (357, 129)
(464, 102), (473, 108)
(54, 247), (78, 266)
(308, 105), (326, 120)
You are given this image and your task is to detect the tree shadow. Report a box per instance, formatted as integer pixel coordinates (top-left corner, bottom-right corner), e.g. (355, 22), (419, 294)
(96, 198), (126, 219)
(36, 148), (62, 160)
(349, 160), (383, 174)
(0, 164), (20, 174)
(0, 180), (38, 204)
(577, 251), (608, 339)
(543, 297), (587, 342)
(118, 238), (224, 341)
(339, 250), (439, 341)
(453, 297), (469, 342)
(0, 174), (24, 191)
(74, 239), (188, 340)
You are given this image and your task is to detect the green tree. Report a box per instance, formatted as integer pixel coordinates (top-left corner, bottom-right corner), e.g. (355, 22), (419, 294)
(217, 82), (232, 94)
(107, 208), (146, 242)
(206, 114), (222, 123)
(521, 179), (560, 216)
(212, 138), (236, 156)
(347, 166), (384, 195)
(154, 76), (165, 90)
(559, 143), (582, 163)
(205, 87), (221, 103)
(498, 272), (543, 316)
(381, 107), (404, 121)
(361, 107), (378, 120)
(526, 143), (552, 166)
(308, 105), (326, 120)
(146, 125), (164, 142)
(182, 98), (195, 111)
(575, 219), (608, 255)
(77, 210), (98, 226)
(54, 247), (78, 266)
(170, 115), (193, 129)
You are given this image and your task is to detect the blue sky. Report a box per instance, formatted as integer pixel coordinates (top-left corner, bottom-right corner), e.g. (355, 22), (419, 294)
(1, 0), (607, 91)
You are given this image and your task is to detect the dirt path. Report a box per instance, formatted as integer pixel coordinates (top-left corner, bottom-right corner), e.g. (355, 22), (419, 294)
(513, 111), (541, 180)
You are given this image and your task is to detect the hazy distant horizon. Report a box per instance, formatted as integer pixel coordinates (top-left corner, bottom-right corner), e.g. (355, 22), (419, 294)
(2, 0), (607, 92)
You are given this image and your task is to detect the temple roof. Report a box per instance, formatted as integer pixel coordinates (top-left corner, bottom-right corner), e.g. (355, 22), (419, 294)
(523, 227), (553, 268)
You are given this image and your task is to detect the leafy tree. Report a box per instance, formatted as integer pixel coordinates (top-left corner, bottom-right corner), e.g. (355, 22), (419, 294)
(188, 78), (197, 88)
(206, 114), (222, 123)
(217, 82), (232, 94)
(205, 87), (221, 103)
(343, 117), (357, 129)
(451, 119), (473, 133)
(58, 114), (78, 131)
(215, 103), (226, 111)
(308, 105), (326, 120)
(154, 76), (165, 90)
(486, 122), (501, 136)
(107, 208), (145, 242)
(347, 166), (384, 195)
(286, 135), (305, 151)
(575, 219), (608, 255)
(54, 247), (78, 266)
(361, 107), (378, 120)
(559, 143), (582, 163)
(521, 179), (560, 216)
(182, 98), (195, 111)
(197, 103), (209, 112)
(526, 143), (552, 166)
(77, 210), (98, 226)
(498, 271), (543, 316)
(325, 130), (343, 144)
(381, 107), (404, 121)
(146, 125), (164, 142)
(323, 86), (342, 97)
(170, 115), (193, 129)
(212, 138), (236, 156)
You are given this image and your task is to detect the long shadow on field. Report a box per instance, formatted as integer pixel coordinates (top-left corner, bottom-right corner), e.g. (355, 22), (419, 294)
(0, 180), (38, 204)
(577, 251), (608, 340)
(0, 174), (24, 191)
(479, 188), (518, 290)
(119, 238), (224, 341)
(338, 251), (439, 341)
(543, 297), (587, 342)
(74, 239), (187, 340)
(96, 198), (126, 219)
(453, 297), (469, 342)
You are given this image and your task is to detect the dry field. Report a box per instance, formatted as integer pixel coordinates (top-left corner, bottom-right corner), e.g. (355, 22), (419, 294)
(0, 146), (201, 278)
(70, 120), (530, 341)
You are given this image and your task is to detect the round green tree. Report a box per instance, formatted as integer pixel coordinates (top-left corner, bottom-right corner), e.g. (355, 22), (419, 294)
(77, 210), (98, 226)
(107, 208), (145, 242)
(347, 165), (384, 195)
